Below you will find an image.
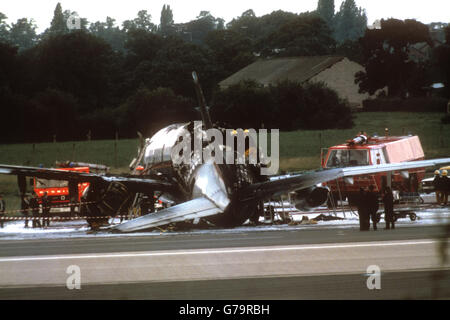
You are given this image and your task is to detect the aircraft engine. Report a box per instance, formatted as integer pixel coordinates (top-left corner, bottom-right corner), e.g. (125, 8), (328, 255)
(82, 181), (134, 229)
(98, 182), (133, 216)
(289, 186), (329, 211)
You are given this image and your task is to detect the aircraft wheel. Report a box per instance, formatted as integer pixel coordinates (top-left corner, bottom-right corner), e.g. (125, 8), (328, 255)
(409, 213), (417, 221)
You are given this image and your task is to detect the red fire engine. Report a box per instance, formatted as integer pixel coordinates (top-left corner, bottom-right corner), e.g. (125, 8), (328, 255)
(321, 132), (425, 205)
(33, 166), (90, 212)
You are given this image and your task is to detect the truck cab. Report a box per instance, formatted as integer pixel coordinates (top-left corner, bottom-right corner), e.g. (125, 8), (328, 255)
(33, 166), (90, 212)
(322, 134), (425, 205)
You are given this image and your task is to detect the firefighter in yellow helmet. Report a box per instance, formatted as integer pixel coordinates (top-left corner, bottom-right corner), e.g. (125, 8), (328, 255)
(433, 170), (443, 205)
(442, 170), (449, 205)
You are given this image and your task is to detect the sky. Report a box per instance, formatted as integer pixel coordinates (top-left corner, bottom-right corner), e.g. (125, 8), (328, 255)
(2, 0), (449, 32)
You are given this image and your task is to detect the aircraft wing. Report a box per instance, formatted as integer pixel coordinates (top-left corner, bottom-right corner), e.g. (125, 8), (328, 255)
(113, 197), (222, 232)
(240, 158), (450, 201)
(0, 164), (174, 191)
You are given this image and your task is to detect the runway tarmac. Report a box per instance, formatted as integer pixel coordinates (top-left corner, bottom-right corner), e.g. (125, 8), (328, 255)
(0, 224), (449, 299)
(2, 270), (448, 300)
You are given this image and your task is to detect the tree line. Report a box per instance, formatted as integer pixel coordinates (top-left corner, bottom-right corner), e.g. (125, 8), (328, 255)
(0, 1), (448, 143)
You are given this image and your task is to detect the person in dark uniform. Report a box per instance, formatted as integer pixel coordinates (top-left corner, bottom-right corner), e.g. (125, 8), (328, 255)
(30, 192), (41, 228)
(357, 188), (369, 231)
(367, 185), (379, 230)
(42, 192), (50, 227)
(21, 195), (30, 228)
(433, 170), (443, 204)
(383, 187), (395, 229)
(0, 195), (5, 228)
(441, 170), (449, 205)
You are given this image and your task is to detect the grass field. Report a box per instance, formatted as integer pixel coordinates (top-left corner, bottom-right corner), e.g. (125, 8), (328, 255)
(0, 112), (449, 212)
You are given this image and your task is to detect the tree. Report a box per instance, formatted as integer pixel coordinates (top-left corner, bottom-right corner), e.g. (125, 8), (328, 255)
(269, 81), (353, 130)
(9, 18), (38, 51)
(118, 86), (195, 136)
(0, 12), (10, 42)
(43, 4), (89, 38)
(205, 29), (255, 78)
(31, 88), (79, 140)
(262, 13), (335, 57)
(432, 26), (450, 98)
(35, 31), (116, 112)
(334, 0), (367, 43)
(49, 2), (68, 35)
(135, 10), (156, 32)
(89, 17), (126, 52)
(355, 19), (433, 97)
(226, 10), (298, 54)
(0, 87), (37, 142)
(227, 9), (260, 41)
(0, 42), (18, 88)
(210, 80), (353, 130)
(123, 27), (216, 99)
(124, 29), (164, 69)
(317, 0), (334, 28)
(122, 10), (156, 33)
(184, 11), (221, 45)
(336, 39), (363, 63)
(216, 18), (225, 30)
(210, 80), (275, 129)
(255, 11), (298, 51)
(159, 4), (176, 37)
(139, 36), (215, 98)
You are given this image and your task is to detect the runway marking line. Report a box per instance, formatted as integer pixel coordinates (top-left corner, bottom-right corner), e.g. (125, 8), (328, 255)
(0, 239), (437, 263)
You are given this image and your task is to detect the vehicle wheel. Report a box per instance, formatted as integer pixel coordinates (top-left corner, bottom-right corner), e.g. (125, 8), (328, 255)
(409, 213), (417, 221)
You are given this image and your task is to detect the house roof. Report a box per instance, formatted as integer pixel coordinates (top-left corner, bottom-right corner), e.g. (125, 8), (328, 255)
(219, 56), (345, 87)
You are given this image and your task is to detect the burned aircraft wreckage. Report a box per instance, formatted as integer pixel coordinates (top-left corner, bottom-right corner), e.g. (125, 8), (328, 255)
(1, 72), (449, 232)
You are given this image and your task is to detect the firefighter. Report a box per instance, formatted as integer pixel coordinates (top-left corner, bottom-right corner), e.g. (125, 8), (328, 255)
(442, 170), (449, 205)
(383, 187), (395, 230)
(21, 195), (30, 228)
(0, 195), (5, 228)
(433, 170), (443, 205)
(367, 185), (379, 231)
(30, 192), (41, 228)
(42, 192), (50, 227)
(357, 188), (369, 231)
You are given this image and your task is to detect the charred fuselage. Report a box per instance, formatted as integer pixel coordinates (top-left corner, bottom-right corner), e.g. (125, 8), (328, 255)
(81, 122), (267, 229)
